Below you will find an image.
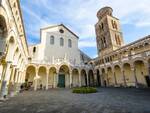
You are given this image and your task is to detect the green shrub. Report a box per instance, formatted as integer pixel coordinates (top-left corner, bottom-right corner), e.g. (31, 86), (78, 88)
(72, 87), (97, 94)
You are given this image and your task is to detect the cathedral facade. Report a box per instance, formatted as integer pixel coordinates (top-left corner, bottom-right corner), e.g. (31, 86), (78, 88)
(26, 24), (93, 90)
(0, 0), (150, 99)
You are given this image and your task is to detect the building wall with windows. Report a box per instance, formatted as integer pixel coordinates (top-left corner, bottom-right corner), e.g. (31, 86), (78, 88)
(92, 7), (150, 88)
(0, 0), (29, 99)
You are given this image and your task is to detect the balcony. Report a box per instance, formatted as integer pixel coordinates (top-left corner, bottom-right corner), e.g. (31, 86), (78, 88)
(30, 58), (92, 69)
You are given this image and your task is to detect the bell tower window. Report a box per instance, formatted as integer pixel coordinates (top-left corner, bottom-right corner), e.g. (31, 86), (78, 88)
(33, 46), (36, 53)
(111, 20), (118, 30)
(115, 34), (121, 46)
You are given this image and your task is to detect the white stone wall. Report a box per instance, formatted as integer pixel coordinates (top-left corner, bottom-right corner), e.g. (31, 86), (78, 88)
(29, 25), (82, 65)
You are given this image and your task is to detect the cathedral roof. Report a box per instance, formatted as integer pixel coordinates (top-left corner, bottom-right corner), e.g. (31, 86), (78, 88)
(41, 24), (79, 39)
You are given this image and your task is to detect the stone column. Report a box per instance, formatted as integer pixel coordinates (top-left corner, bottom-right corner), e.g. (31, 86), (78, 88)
(16, 71), (22, 93)
(22, 70), (26, 83)
(9, 67), (17, 97)
(70, 72), (72, 88)
(86, 71), (89, 86)
(0, 61), (12, 99)
(56, 72), (58, 88)
(46, 69), (49, 90)
(14, 68), (19, 94)
(53, 72), (57, 88)
(18, 71), (22, 83)
(113, 72), (117, 86)
(131, 66), (138, 88)
(106, 72), (109, 87)
(67, 73), (70, 88)
(78, 70), (81, 87)
(14, 69), (19, 83)
(34, 68), (38, 91)
(148, 64), (150, 78)
(122, 70), (127, 87)
(10, 66), (16, 83)
(93, 70), (97, 86)
(99, 70), (104, 87)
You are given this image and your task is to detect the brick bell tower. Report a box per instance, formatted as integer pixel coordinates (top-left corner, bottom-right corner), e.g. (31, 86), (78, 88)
(95, 7), (124, 57)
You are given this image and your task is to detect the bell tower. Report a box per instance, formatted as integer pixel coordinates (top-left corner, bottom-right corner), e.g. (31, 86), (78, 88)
(95, 7), (124, 57)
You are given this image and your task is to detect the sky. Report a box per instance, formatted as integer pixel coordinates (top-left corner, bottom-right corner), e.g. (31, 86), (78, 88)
(20, 0), (150, 58)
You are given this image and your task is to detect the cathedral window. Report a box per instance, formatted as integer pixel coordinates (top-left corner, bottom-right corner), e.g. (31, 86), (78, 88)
(101, 38), (104, 48)
(60, 37), (64, 46)
(111, 20), (118, 30)
(103, 37), (107, 48)
(68, 39), (72, 48)
(59, 29), (64, 33)
(115, 34), (121, 45)
(99, 23), (104, 31)
(101, 23), (104, 30)
(33, 46), (36, 53)
(50, 35), (54, 45)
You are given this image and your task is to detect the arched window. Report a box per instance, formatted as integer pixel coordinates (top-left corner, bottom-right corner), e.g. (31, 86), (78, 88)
(50, 35), (54, 45)
(111, 20), (118, 29)
(68, 39), (72, 48)
(33, 46), (36, 53)
(60, 37), (64, 46)
(103, 37), (107, 47)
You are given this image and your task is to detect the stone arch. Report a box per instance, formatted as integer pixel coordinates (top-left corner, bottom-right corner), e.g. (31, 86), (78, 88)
(134, 60), (147, 87)
(80, 69), (87, 86)
(49, 67), (57, 88)
(58, 63), (71, 72)
(0, 6), (9, 30)
(58, 65), (70, 88)
(132, 58), (145, 65)
(107, 67), (114, 86)
(123, 63), (134, 86)
(114, 65), (123, 86)
(88, 70), (94, 86)
(6, 30), (17, 55)
(38, 66), (47, 89)
(25, 65), (36, 89)
(72, 68), (79, 87)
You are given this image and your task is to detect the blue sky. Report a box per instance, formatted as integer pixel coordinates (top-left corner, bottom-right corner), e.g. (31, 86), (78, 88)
(20, 0), (150, 58)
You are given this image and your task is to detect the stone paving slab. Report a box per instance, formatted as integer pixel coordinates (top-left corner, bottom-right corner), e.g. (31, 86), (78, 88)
(0, 88), (150, 113)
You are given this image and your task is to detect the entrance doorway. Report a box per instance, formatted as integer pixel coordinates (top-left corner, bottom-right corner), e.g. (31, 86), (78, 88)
(58, 74), (65, 88)
(145, 76), (150, 87)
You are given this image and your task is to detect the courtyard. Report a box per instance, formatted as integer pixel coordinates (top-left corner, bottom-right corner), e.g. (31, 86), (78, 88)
(0, 88), (150, 113)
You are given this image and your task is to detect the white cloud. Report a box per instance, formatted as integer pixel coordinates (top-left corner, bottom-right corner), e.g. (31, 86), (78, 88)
(21, 0), (150, 47)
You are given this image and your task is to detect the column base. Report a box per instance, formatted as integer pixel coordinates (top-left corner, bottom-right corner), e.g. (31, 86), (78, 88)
(0, 81), (8, 99)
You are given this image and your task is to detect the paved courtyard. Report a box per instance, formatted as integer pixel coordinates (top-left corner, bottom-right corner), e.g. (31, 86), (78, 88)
(0, 88), (150, 113)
